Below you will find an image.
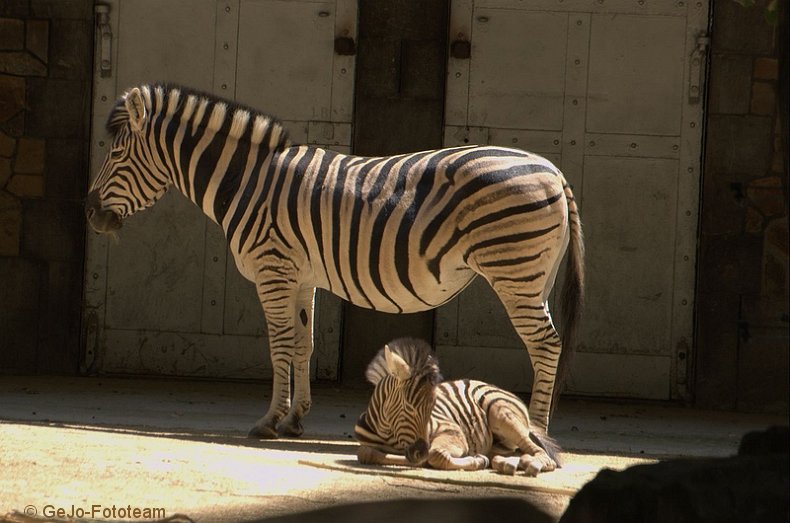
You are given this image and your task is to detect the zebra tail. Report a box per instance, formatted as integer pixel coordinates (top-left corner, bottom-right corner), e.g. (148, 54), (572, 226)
(553, 181), (585, 416)
(529, 428), (563, 467)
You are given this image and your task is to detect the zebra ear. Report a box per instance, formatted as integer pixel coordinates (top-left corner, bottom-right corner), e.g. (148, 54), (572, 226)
(384, 344), (411, 381)
(125, 87), (147, 132)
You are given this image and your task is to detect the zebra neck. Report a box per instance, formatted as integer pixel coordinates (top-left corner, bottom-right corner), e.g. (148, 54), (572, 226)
(164, 107), (289, 227)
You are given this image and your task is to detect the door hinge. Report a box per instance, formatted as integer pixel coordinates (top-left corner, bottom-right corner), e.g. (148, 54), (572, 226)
(95, 4), (113, 78)
(688, 32), (710, 104)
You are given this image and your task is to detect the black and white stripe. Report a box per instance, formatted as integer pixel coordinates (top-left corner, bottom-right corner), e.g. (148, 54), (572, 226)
(87, 83), (584, 438)
(355, 338), (561, 475)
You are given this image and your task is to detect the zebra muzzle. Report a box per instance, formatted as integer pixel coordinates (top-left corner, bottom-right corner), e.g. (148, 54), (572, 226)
(85, 189), (122, 233)
(406, 438), (430, 465)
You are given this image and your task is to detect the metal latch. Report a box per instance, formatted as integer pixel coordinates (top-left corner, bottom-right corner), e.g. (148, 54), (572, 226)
(95, 4), (112, 78)
(688, 32), (709, 104)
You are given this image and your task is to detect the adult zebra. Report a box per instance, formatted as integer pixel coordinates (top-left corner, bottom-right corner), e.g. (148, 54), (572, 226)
(86, 83), (584, 439)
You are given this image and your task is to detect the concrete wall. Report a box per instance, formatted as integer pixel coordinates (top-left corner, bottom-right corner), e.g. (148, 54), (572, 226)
(696, 0), (789, 412)
(0, 0), (92, 373)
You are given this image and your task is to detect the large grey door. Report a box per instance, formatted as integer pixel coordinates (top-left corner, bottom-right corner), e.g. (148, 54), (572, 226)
(437, 0), (709, 400)
(85, 0), (355, 379)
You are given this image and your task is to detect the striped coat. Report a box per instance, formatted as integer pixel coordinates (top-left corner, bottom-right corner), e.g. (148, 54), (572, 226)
(86, 84), (584, 438)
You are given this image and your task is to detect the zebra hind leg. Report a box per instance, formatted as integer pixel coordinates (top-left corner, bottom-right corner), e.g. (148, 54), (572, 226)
(425, 430), (489, 471)
(499, 294), (562, 432)
(488, 399), (558, 476)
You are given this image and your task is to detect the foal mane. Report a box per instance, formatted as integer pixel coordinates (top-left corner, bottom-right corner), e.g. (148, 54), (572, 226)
(364, 338), (443, 386)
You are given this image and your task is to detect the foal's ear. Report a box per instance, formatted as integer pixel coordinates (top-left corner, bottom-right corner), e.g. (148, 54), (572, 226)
(384, 344), (411, 381)
(125, 87), (147, 132)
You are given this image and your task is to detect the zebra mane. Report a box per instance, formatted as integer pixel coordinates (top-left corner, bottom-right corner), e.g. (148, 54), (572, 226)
(364, 338), (443, 386)
(105, 83), (291, 151)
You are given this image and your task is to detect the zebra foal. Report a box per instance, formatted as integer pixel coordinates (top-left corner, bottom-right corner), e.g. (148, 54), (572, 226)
(355, 338), (560, 476)
(86, 84), (583, 439)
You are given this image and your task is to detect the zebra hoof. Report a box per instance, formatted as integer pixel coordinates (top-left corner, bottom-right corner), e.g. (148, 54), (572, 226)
(248, 423), (279, 439)
(277, 419), (304, 437)
(492, 456), (519, 475)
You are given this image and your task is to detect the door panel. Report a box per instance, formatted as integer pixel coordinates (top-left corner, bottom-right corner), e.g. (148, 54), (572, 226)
(236, 0), (335, 120)
(468, 10), (567, 130)
(85, 0), (355, 379)
(586, 14), (686, 136)
(438, 0), (709, 400)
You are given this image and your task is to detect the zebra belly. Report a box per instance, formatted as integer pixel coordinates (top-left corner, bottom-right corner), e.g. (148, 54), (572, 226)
(321, 265), (477, 314)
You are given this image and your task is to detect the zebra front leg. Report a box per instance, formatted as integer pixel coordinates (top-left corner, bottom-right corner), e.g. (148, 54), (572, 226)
(248, 282), (298, 439)
(357, 445), (413, 467)
(276, 287), (315, 437)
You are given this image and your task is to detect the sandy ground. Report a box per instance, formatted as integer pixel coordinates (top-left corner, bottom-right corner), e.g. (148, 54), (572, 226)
(0, 376), (785, 522)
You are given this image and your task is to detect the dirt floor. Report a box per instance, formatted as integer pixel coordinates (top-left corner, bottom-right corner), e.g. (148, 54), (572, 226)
(1, 376), (786, 522)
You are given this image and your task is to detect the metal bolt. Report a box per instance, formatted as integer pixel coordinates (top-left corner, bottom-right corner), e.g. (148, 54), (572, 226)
(512, 137), (518, 143)
(340, 68), (347, 74)
(223, 43), (229, 50)
(98, 141), (105, 147)
(576, 19), (583, 26)
(683, 255), (689, 261)
(101, 95), (107, 102)
(225, 5), (230, 12)
(477, 16), (489, 22)
(221, 84), (227, 90)
(574, 58), (581, 65)
(685, 210), (692, 216)
(681, 299), (688, 305)
(589, 140), (595, 147)
(688, 167), (694, 173)
(93, 273), (99, 280)
(213, 256), (219, 262)
(318, 10), (330, 17)
(673, 144), (679, 150)
(690, 121), (696, 128)
(572, 99), (578, 105)
(553, 139), (560, 145)
(570, 140), (577, 146)
(211, 299), (217, 306)
(455, 72), (462, 78)
(630, 142), (637, 148)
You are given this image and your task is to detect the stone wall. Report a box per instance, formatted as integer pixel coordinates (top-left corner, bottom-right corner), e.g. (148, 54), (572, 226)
(696, 0), (789, 411)
(0, 0), (92, 373)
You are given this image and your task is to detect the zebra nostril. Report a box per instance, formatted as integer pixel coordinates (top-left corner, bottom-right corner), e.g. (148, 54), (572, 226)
(86, 207), (95, 220)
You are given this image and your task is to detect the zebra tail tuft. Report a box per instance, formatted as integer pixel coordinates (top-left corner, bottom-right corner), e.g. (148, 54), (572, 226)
(529, 428), (563, 467)
(553, 183), (585, 417)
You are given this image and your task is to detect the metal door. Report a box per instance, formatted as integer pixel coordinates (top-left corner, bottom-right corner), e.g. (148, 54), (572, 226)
(85, 0), (355, 379)
(437, 0), (709, 400)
